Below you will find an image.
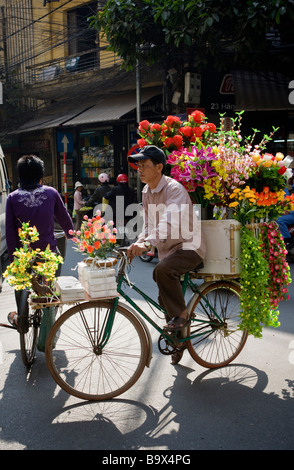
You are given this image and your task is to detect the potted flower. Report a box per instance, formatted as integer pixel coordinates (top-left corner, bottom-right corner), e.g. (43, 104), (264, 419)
(69, 210), (117, 267)
(69, 211), (118, 298)
(3, 222), (63, 300)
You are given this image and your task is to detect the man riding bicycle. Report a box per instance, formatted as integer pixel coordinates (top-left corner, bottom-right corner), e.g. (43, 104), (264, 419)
(127, 145), (206, 363)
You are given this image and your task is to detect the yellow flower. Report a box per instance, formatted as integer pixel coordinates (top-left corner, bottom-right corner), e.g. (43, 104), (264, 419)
(262, 159), (273, 167)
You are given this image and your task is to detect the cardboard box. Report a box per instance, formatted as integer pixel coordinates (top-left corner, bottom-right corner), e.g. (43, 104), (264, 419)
(78, 262), (117, 298)
(55, 276), (85, 301)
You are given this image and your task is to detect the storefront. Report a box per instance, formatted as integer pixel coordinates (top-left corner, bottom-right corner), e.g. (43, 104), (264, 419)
(200, 67), (294, 157)
(6, 88), (162, 210)
(79, 126), (114, 191)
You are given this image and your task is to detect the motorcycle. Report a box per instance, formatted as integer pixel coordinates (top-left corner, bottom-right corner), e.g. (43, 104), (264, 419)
(139, 246), (158, 263)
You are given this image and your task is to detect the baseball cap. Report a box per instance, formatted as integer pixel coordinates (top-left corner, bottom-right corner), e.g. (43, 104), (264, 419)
(128, 145), (166, 165)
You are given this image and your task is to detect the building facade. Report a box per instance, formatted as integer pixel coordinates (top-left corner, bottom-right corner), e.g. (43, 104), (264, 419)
(0, 0), (164, 209)
(1, 1), (294, 212)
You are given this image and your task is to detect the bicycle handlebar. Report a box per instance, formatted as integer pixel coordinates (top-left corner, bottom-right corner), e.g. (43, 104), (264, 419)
(113, 248), (129, 276)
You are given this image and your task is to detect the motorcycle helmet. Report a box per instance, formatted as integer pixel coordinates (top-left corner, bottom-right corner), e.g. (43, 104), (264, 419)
(116, 173), (128, 183)
(98, 173), (109, 183)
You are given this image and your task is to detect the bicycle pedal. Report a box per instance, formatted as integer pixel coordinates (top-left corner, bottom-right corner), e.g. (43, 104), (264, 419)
(158, 334), (177, 355)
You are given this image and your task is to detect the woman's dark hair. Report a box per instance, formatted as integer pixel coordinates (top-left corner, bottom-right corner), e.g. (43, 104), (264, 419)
(17, 154), (44, 189)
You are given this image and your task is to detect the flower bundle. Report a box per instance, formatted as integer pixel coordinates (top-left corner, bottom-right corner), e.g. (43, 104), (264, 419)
(137, 110), (216, 152)
(3, 223), (63, 292)
(166, 146), (219, 205)
(69, 210), (117, 259)
(246, 152), (293, 193)
(210, 144), (255, 205)
(229, 185), (294, 224)
(138, 111), (293, 209)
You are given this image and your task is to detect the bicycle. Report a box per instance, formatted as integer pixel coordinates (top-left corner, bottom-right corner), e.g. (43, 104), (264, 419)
(45, 248), (248, 401)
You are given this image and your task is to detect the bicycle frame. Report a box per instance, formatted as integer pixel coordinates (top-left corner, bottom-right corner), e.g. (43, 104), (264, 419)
(98, 253), (226, 349)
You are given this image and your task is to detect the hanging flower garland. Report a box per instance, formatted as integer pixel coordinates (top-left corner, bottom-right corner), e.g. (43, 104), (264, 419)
(260, 222), (291, 310)
(238, 222), (292, 338)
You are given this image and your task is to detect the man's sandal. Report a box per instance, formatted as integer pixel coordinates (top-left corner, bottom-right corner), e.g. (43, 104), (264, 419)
(7, 312), (18, 329)
(171, 344), (187, 365)
(164, 316), (190, 332)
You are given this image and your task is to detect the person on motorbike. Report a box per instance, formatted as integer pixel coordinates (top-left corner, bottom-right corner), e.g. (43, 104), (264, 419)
(87, 173), (112, 209)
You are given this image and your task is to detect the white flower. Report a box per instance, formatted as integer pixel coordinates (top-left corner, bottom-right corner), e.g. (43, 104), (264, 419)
(263, 153), (273, 161)
(285, 168), (293, 179)
(282, 155), (293, 168)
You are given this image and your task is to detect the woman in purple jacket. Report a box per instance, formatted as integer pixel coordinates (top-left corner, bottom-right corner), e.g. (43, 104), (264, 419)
(6, 154), (73, 328)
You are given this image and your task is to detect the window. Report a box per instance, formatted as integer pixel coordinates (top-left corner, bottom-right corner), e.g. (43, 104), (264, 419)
(67, 1), (98, 70)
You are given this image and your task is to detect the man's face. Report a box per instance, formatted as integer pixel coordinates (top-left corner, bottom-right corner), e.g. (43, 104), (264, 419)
(137, 159), (162, 186)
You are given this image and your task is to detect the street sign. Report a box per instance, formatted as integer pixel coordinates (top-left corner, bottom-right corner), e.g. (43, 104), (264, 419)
(57, 131), (73, 153)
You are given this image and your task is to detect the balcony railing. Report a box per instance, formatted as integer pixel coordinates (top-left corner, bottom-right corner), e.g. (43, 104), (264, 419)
(24, 46), (122, 86)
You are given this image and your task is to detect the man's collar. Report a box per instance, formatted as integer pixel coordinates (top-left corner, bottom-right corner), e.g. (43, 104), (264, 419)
(150, 175), (166, 193)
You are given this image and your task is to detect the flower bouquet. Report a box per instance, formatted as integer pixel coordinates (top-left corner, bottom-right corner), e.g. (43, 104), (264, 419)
(3, 223), (63, 299)
(69, 210), (117, 260)
(138, 110), (216, 152)
(70, 211), (118, 298)
(166, 146), (219, 206)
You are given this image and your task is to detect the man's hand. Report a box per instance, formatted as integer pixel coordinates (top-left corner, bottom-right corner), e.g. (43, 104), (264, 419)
(127, 242), (148, 261)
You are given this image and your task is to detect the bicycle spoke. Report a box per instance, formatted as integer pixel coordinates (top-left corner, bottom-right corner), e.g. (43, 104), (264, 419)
(46, 301), (148, 401)
(187, 282), (248, 368)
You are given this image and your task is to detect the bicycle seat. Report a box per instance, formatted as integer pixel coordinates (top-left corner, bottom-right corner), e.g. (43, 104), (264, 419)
(192, 262), (204, 273)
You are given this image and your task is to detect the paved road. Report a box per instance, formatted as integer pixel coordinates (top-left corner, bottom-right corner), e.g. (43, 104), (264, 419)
(0, 240), (294, 450)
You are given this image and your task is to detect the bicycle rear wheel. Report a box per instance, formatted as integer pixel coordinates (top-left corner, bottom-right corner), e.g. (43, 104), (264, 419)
(46, 300), (148, 401)
(187, 281), (248, 368)
(18, 290), (42, 368)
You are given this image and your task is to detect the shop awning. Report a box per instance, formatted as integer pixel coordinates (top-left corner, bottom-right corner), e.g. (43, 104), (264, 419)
(63, 88), (161, 125)
(11, 87), (161, 134)
(232, 70), (293, 111)
(11, 102), (92, 134)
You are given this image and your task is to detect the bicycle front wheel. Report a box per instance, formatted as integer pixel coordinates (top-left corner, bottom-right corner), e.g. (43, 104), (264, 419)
(18, 290), (41, 368)
(46, 300), (148, 401)
(187, 282), (248, 368)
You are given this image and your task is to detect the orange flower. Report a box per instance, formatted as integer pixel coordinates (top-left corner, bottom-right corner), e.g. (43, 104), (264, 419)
(108, 235), (116, 244)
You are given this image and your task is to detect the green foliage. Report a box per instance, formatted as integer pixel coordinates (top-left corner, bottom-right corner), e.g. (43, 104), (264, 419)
(239, 224), (291, 338)
(239, 227), (272, 338)
(89, 0), (294, 71)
